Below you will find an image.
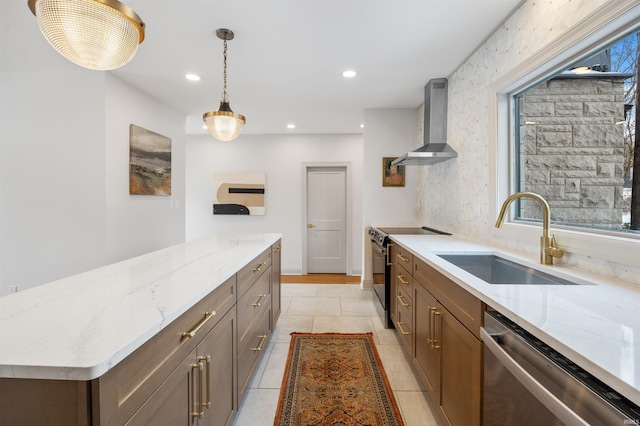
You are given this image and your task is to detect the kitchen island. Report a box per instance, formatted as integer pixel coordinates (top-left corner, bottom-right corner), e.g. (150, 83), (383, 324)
(390, 234), (640, 408)
(0, 232), (282, 425)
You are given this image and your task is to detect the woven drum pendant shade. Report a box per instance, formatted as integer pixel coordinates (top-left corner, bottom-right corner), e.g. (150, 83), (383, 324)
(28, 0), (145, 71)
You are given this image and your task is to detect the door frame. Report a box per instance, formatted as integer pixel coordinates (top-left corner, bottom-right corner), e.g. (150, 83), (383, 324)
(301, 162), (352, 275)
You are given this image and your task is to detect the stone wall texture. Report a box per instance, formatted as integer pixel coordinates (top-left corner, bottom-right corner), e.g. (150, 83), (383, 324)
(520, 77), (627, 228)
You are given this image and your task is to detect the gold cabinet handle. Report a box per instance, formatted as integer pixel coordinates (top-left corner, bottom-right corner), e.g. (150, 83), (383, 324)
(397, 321), (410, 336)
(252, 261), (267, 272)
(191, 361), (205, 418)
(397, 253), (409, 262)
(252, 294), (267, 307)
(431, 310), (442, 350)
(397, 274), (409, 285)
(182, 311), (216, 338)
(307, 223), (315, 228)
(427, 306), (436, 343)
(198, 355), (212, 409)
(397, 294), (410, 307)
(275, 245), (281, 252)
(251, 335), (268, 352)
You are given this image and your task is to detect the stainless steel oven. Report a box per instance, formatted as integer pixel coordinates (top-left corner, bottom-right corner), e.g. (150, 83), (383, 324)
(368, 226), (450, 328)
(482, 310), (640, 425)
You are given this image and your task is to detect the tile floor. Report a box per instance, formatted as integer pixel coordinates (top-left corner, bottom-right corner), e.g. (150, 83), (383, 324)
(232, 283), (443, 426)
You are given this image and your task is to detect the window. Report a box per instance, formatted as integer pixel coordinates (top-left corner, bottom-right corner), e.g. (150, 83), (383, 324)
(512, 29), (639, 236)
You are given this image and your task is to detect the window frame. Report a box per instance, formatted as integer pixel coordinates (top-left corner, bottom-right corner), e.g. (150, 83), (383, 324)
(489, 1), (640, 267)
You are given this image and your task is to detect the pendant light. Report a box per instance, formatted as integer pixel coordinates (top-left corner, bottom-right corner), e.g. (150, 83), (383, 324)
(203, 28), (246, 141)
(28, 0), (145, 71)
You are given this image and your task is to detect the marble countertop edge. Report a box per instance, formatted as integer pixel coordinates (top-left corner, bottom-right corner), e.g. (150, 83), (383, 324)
(0, 233), (282, 382)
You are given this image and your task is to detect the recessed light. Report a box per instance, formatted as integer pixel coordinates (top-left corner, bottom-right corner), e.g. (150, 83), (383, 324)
(286, 124), (296, 129)
(186, 73), (201, 81)
(360, 124), (364, 128)
(342, 70), (357, 78)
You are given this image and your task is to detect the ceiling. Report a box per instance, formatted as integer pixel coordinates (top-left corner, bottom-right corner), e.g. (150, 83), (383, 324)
(112, 0), (522, 136)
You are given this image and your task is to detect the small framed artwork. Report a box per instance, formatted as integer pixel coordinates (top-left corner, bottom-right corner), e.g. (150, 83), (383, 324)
(129, 124), (172, 195)
(382, 157), (405, 187)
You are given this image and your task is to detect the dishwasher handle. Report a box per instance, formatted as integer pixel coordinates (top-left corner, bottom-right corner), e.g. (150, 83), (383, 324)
(480, 327), (590, 426)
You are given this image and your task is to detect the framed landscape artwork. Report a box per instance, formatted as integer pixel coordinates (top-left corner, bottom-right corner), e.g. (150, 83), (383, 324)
(213, 172), (266, 215)
(382, 157), (405, 187)
(129, 124), (172, 195)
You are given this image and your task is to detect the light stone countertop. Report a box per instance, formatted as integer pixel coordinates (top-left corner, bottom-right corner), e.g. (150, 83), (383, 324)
(390, 234), (640, 407)
(0, 233), (281, 381)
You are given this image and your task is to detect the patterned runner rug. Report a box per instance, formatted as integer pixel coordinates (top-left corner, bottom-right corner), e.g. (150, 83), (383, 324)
(274, 332), (405, 426)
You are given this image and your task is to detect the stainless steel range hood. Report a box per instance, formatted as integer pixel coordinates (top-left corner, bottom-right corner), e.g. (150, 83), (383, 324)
(392, 78), (457, 166)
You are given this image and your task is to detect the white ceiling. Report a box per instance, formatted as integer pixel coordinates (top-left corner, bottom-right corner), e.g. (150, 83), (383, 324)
(112, 0), (522, 135)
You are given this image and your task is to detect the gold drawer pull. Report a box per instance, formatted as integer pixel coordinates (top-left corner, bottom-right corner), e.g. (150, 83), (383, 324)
(274, 245), (281, 252)
(397, 294), (410, 307)
(252, 294), (267, 307)
(198, 355), (212, 408)
(397, 274), (409, 285)
(397, 322), (410, 336)
(427, 306), (436, 343)
(251, 335), (268, 352)
(252, 261), (267, 272)
(191, 361), (205, 418)
(397, 253), (409, 262)
(431, 310), (442, 350)
(182, 311), (216, 338)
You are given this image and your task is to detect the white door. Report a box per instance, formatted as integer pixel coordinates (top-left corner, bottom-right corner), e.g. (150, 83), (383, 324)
(307, 167), (347, 273)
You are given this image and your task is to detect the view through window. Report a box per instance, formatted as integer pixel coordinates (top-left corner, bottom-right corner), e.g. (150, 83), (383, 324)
(514, 29), (639, 235)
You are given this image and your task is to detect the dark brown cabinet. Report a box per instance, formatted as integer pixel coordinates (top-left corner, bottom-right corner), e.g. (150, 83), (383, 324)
(412, 258), (484, 426)
(271, 241), (282, 326)
(389, 243), (415, 355)
(439, 304), (482, 426)
(413, 281), (439, 394)
(387, 239), (485, 426)
(125, 306), (236, 426)
(389, 244), (398, 325)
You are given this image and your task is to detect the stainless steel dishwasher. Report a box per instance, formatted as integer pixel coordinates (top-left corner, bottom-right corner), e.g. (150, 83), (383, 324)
(481, 311), (640, 425)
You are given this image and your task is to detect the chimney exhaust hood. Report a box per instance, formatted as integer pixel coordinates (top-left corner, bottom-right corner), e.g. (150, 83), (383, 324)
(392, 78), (457, 166)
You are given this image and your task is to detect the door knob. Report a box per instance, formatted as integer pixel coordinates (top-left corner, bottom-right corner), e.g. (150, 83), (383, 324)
(307, 224), (314, 228)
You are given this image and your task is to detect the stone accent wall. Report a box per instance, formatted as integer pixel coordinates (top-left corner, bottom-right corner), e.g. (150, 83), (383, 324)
(520, 77), (626, 228)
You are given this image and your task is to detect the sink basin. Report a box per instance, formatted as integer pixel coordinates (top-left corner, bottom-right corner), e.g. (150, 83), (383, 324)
(436, 254), (578, 285)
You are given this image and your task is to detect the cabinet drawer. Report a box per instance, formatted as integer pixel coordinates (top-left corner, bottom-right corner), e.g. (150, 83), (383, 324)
(237, 270), (271, 347)
(237, 248), (271, 298)
(396, 281), (412, 314)
(95, 276), (236, 426)
(395, 264), (413, 296)
(415, 259), (485, 339)
(238, 304), (271, 403)
(396, 301), (413, 354)
(394, 244), (413, 272)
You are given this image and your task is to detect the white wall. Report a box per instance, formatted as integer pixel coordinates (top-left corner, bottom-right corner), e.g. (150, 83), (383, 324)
(0, 2), (186, 294)
(1, 0), (109, 294)
(105, 74), (185, 264)
(1, 68), (108, 295)
(362, 108), (420, 228)
(186, 133), (363, 276)
(360, 108), (420, 287)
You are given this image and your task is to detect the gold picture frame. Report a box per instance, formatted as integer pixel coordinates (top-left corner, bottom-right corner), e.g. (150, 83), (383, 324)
(382, 157), (405, 187)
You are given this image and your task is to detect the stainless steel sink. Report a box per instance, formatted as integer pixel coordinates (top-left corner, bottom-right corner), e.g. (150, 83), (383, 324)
(436, 254), (579, 285)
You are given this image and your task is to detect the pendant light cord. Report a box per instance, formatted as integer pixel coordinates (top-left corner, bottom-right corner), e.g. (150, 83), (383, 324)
(222, 38), (229, 102)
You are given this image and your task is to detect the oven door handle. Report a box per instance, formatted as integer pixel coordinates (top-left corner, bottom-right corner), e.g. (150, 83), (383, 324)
(385, 243), (394, 266)
(480, 328), (590, 426)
